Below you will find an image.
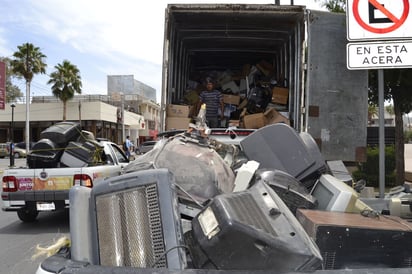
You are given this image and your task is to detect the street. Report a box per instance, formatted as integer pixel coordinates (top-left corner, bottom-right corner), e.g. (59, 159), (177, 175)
(0, 158), (70, 274)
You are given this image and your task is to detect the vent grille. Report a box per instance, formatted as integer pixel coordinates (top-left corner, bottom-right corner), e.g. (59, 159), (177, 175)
(225, 192), (276, 236)
(95, 183), (166, 268)
(322, 251), (336, 270)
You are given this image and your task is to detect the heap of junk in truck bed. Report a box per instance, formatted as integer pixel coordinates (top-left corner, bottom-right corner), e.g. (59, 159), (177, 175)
(38, 123), (412, 274)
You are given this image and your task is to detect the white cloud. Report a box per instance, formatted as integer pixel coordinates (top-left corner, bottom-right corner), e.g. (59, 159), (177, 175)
(3, 0), (324, 100)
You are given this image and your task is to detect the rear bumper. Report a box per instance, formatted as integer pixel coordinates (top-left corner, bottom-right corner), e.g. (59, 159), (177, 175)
(1, 190), (69, 211)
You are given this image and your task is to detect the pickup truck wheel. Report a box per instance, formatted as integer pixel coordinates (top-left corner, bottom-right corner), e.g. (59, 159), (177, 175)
(17, 208), (39, 222)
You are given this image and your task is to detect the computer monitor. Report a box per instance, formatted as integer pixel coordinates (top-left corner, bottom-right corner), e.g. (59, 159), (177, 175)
(310, 174), (371, 213)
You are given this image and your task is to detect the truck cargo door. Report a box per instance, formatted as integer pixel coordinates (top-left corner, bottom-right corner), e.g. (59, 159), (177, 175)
(306, 10), (367, 162)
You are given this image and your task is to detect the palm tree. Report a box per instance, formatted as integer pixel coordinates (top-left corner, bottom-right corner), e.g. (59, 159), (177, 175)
(48, 60), (82, 121)
(10, 43), (47, 153)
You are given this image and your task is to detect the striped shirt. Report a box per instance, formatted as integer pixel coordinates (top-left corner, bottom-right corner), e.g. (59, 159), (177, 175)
(199, 89), (223, 119)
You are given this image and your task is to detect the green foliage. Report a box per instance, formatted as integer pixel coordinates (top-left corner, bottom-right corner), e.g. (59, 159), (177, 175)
(47, 60), (82, 121)
(352, 146), (397, 187)
(10, 43), (47, 83)
(405, 130), (412, 144)
(48, 60), (82, 102)
(316, 0), (346, 13)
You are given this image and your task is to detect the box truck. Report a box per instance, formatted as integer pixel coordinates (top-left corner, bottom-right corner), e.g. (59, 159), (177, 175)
(160, 4), (368, 162)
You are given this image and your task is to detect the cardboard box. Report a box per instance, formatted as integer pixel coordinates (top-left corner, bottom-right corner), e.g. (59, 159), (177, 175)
(166, 117), (190, 130)
(272, 87), (289, 105)
(167, 104), (190, 118)
(223, 94), (240, 105)
(228, 120), (240, 127)
(243, 108), (289, 129)
(243, 112), (266, 129)
(265, 108), (290, 126)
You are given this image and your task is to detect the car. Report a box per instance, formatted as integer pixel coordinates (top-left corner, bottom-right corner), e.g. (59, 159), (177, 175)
(135, 140), (157, 155)
(7, 142), (27, 158)
(0, 143), (9, 158)
(0, 143), (27, 158)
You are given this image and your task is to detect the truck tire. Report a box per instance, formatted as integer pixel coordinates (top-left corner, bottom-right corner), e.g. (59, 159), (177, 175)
(17, 208), (39, 222)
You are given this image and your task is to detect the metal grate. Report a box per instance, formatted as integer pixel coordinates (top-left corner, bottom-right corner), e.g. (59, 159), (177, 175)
(322, 251), (336, 270)
(95, 183), (166, 268)
(226, 192), (276, 236)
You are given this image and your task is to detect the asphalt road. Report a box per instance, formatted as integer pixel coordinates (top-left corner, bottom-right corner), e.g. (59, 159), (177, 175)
(0, 158), (70, 274)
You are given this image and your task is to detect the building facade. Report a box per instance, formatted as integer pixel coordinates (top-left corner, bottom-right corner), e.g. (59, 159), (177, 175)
(0, 94), (159, 147)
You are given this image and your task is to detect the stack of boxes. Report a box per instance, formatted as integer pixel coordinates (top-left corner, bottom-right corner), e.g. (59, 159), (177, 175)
(167, 59), (290, 130)
(166, 104), (191, 130)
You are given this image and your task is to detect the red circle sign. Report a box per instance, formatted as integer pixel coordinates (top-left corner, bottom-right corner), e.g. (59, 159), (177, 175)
(352, 0), (409, 34)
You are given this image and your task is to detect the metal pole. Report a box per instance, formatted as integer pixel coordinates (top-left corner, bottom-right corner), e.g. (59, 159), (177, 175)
(25, 81), (30, 155)
(378, 69), (385, 198)
(10, 103), (15, 167)
(121, 93), (125, 142)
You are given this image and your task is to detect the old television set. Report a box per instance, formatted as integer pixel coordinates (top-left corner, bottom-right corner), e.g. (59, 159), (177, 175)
(188, 181), (323, 272)
(310, 174), (371, 213)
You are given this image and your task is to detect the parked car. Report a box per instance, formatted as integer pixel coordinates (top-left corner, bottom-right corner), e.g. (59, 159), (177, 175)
(135, 140), (157, 155)
(0, 143), (27, 158)
(0, 143), (9, 158)
(7, 142), (27, 158)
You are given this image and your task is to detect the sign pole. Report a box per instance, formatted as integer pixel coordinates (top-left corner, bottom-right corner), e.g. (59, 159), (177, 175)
(378, 69), (385, 198)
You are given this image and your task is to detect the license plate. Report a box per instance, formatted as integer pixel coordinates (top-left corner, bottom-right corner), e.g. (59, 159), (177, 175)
(36, 202), (55, 211)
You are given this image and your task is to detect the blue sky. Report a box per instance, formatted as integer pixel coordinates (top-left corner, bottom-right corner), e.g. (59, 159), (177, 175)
(1, 0), (324, 103)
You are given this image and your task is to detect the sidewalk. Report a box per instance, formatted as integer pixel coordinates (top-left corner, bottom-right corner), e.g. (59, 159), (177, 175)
(405, 144), (412, 182)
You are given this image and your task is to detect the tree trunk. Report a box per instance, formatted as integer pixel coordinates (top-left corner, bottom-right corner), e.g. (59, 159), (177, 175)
(63, 101), (67, 121)
(393, 98), (405, 185)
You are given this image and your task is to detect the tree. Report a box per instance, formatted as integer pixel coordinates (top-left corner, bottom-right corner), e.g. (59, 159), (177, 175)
(10, 43), (47, 152)
(315, 0), (346, 13)
(368, 104), (378, 125)
(369, 69), (412, 185)
(48, 60), (82, 121)
(319, 1), (412, 186)
(0, 57), (24, 102)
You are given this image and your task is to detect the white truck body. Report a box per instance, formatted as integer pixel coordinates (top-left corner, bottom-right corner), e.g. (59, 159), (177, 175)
(1, 140), (130, 222)
(160, 4), (368, 162)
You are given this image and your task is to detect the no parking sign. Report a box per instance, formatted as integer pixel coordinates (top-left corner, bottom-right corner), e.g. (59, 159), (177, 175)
(347, 0), (412, 40)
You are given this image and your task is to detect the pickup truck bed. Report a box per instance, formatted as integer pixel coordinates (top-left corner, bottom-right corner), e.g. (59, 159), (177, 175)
(1, 140), (130, 222)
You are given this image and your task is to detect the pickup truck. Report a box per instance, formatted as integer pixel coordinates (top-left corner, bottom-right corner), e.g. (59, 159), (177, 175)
(1, 138), (130, 222)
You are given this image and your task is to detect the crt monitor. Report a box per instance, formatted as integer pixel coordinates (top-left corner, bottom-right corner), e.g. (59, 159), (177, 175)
(310, 174), (371, 213)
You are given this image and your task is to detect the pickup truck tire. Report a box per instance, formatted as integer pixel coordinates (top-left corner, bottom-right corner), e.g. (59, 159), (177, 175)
(17, 208), (39, 222)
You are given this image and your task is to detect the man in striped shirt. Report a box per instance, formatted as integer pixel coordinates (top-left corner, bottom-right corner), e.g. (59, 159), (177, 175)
(199, 77), (224, 128)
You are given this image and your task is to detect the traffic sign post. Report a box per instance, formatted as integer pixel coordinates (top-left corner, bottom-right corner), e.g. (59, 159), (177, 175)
(346, 0), (412, 198)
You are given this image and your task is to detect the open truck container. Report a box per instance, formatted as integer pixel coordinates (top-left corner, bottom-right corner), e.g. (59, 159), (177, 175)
(160, 4), (368, 162)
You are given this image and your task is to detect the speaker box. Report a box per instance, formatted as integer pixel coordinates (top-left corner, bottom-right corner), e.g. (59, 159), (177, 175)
(297, 209), (412, 269)
(40, 121), (81, 146)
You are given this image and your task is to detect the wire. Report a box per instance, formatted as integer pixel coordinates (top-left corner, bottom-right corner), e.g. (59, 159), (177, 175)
(151, 245), (188, 268)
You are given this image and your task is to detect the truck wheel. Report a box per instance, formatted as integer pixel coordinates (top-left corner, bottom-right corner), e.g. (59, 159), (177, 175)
(17, 208), (39, 222)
